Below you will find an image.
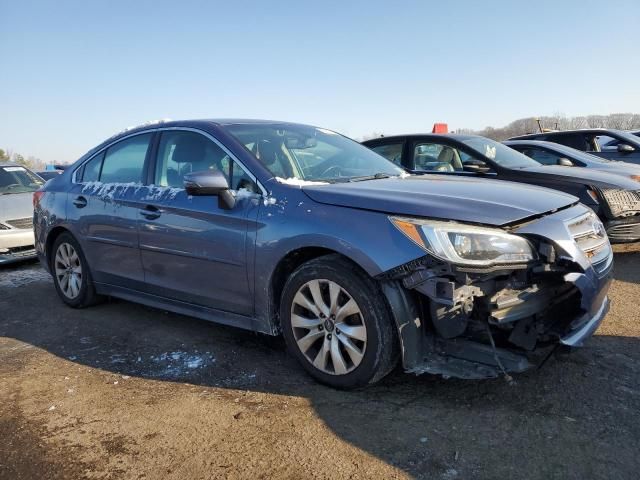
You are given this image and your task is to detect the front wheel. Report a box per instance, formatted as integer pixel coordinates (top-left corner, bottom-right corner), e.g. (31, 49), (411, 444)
(280, 255), (398, 389)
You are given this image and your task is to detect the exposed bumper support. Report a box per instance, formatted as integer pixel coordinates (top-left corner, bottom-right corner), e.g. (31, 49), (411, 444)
(560, 296), (609, 347)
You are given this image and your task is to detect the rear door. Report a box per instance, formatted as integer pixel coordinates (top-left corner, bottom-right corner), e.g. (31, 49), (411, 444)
(68, 132), (154, 289)
(138, 129), (260, 316)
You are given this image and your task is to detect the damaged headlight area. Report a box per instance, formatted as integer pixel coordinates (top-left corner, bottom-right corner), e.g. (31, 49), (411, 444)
(383, 212), (612, 381)
(390, 216), (536, 266)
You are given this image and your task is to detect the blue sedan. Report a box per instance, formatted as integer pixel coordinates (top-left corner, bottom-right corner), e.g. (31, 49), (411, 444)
(34, 119), (612, 388)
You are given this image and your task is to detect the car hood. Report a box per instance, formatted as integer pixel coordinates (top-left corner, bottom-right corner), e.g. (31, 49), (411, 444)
(587, 162), (640, 176)
(0, 192), (35, 223)
(301, 175), (577, 227)
(519, 165), (640, 190)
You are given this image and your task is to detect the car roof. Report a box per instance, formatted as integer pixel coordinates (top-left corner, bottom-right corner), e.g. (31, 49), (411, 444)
(504, 139), (560, 147)
(510, 128), (627, 140)
(0, 162), (28, 168)
(363, 133), (480, 142)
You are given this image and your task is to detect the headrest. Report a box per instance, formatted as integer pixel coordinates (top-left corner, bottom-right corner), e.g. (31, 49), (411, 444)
(172, 136), (207, 164)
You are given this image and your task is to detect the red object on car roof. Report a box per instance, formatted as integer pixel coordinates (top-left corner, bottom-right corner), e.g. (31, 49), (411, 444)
(432, 123), (448, 133)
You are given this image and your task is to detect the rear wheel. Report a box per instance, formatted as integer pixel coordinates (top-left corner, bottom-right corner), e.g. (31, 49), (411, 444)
(51, 232), (101, 308)
(280, 255), (398, 389)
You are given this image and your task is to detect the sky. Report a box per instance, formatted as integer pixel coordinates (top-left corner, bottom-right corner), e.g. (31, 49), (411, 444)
(1, 0), (639, 164)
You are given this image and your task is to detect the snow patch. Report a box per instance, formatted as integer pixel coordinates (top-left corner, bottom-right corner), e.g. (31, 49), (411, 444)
(0, 267), (51, 288)
(147, 351), (215, 378)
(142, 185), (184, 201)
(275, 177), (328, 187)
(81, 182), (144, 200)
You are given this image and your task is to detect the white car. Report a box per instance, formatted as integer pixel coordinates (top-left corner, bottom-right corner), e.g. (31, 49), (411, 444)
(0, 163), (44, 264)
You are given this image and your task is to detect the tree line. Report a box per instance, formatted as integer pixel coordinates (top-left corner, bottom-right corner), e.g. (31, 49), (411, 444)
(461, 112), (640, 141)
(361, 112), (640, 141)
(0, 148), (48, 171)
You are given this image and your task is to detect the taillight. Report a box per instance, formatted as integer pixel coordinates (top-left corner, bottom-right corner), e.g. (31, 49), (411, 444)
(33, 190), (45, 208)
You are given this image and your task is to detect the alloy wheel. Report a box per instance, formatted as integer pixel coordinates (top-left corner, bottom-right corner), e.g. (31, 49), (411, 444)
(54, 242), (83, 299)
(290, 279), (367, 375)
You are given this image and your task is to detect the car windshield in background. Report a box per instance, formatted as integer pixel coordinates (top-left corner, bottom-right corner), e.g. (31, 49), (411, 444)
(462, 137), (541, 169)
(549, 144), (612, 163)
(224, 124), (404, 182)
(0, 165), (44, 194)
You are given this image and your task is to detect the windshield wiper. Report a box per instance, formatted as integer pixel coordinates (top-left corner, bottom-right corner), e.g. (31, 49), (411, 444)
(348, 172), (393, 182)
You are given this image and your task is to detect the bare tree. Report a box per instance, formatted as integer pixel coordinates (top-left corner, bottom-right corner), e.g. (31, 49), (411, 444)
(466, 112), (640, 140)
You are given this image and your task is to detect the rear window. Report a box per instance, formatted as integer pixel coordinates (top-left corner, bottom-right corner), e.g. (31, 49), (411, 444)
(100, 134), (152, 183)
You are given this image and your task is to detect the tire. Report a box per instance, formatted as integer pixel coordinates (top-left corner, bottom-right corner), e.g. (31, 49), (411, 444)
(280, 254), (398, 389)
(50, 232), (101, 308)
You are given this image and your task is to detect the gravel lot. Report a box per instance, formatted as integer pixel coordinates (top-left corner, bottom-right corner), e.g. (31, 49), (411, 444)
(1, 245), (639, 480)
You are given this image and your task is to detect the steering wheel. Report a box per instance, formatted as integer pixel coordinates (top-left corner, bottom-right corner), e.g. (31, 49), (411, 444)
(320, 165), (343, 178)
(6, 183), (21, 190)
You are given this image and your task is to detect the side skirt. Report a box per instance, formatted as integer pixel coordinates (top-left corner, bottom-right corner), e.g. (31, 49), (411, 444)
(94, 282), (271, 335)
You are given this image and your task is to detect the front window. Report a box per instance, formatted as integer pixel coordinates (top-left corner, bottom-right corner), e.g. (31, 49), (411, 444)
(461, 137), (540, 169)
(224, 124), (404, 182)
(413, 143), (463, 172)
(0, 165), (44, 194)
(154, 131), (257, 192)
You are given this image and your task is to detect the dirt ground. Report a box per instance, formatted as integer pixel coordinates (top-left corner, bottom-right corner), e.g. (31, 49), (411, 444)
(1, 244), (639, 480)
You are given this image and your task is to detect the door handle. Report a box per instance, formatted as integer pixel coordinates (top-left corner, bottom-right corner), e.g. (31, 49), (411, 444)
(73, 196), (87, 208)
(140, 205), (162, 220)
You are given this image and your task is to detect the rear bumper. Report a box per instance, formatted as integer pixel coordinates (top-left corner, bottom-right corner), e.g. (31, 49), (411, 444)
(605, 217), (640, 243)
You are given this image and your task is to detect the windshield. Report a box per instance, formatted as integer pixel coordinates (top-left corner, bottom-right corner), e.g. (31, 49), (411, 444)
(0, 165), (44, 194)
(462, 137), (541, 169)
(224, 124), (405, 182)
(547, 143), (612, 163)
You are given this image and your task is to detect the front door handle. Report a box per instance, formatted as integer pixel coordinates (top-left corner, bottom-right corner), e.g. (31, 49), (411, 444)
(73, 196), (87, 208)
(140, 205), (162, 220)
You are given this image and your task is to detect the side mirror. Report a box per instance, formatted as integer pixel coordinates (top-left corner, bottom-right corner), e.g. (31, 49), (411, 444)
(618, 143), (636, 154)
(463, 160), (491, 173)
(184, 170), (235, 210)
(557, 158), (574, 167)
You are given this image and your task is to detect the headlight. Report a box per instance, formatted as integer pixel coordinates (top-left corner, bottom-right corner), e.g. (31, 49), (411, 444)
(390, 217), (536, 266)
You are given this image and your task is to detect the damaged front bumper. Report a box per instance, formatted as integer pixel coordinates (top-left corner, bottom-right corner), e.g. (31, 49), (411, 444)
(380, 205), (613, 380)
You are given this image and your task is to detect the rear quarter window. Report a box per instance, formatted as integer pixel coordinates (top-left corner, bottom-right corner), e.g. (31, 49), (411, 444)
(80, 151), (105, 182)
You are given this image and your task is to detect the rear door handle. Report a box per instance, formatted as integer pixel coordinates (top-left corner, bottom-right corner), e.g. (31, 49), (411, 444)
(73, 196), (87, 208)
(140, 205), (162, 220)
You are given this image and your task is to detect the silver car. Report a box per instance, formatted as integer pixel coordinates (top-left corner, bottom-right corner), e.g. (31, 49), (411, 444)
(0, 163), (44, 264)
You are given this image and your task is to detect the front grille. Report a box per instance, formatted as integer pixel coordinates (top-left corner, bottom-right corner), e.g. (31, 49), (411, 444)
(5, 217), (33, 229)
(602, 189), (640, 217)
(566, 211), (612, 276)
(607, 222), (640, 242)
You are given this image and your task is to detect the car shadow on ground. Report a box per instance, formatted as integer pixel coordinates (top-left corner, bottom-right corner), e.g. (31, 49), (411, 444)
(610, 247), (640, 284)
(2, 263), (639, 479)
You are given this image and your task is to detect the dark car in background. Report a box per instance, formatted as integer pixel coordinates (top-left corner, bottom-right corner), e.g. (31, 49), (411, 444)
(504, 140), (640, 180)
(600, 130), (640, 151)
(0, 163), (44, 264)
(35, 119), (612, 388)
(509, 129), (640, 164)
(363, 134), (640, 243)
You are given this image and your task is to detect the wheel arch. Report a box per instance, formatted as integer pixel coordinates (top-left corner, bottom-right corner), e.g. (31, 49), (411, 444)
(267, 247), (377, 333)
(45, 226), (73, 268)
